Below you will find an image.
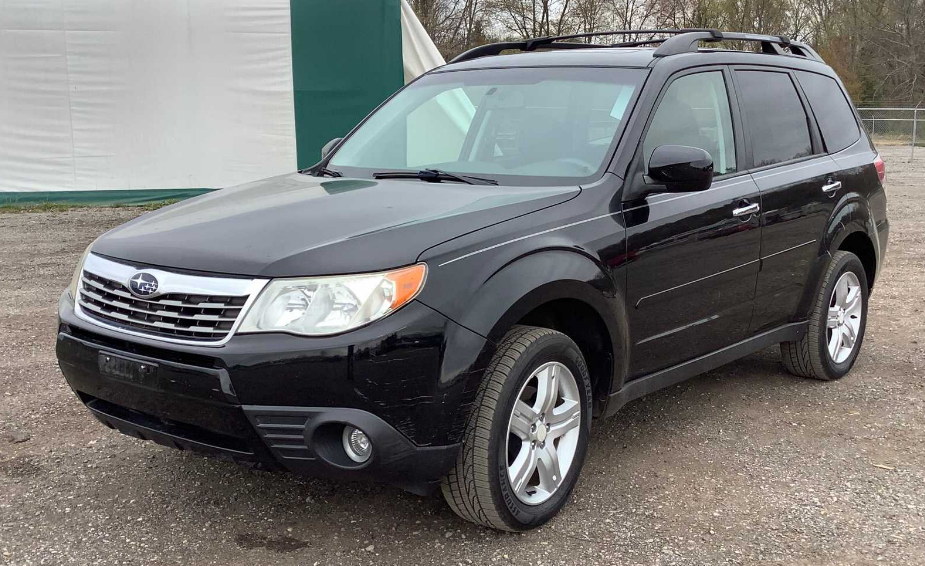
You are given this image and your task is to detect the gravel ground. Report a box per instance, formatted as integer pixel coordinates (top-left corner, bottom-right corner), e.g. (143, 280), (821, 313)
(1, 146), (923, 565)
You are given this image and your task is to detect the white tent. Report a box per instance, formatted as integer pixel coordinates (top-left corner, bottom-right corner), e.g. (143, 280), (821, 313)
(0, 0), (445, 202)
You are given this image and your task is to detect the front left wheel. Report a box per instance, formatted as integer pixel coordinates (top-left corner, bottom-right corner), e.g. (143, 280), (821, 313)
(441, 325), (593, 531)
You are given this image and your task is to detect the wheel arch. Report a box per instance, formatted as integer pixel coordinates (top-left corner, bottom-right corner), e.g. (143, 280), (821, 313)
(432, 249), (630, 414)
(836, 231), (877, 290)
(511, 295), (617, 414)
(824, 197), (881, 291)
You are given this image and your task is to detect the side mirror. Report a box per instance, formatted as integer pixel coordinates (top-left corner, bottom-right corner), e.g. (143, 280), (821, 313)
(321, 137), (343, 160)
(647, 145), (714, 193)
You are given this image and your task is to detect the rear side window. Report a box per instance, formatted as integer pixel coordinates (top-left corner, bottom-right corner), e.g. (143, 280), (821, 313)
(735, 71), (813, 167)
(795, 71), (861, 153)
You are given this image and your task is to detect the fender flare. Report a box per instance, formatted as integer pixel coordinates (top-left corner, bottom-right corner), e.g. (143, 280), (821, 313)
(796, 195), (880, 319)
(425, 249), (630, 401)
(824, 196), (880, 260)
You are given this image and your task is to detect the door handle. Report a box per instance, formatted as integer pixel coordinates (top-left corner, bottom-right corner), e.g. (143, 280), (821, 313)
(732, 203), (760, 217)
(822, 180), (842, 194)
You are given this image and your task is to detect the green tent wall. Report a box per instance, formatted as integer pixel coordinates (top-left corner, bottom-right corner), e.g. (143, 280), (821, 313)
(290, 0), (405, 169)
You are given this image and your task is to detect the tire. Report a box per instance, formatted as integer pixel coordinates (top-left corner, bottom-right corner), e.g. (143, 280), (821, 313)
(780, 250), (869, 380)
(441, 325), (593, 531)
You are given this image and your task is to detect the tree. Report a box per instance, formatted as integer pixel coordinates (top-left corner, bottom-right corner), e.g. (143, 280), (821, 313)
(410, 0), (925, 104)
(491, 0), (575, 38)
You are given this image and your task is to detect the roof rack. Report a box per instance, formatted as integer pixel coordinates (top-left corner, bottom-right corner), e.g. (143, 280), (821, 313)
(450, 29), (712, 63)
(450, 28), (822, 64)
(653, 30), (822, 60)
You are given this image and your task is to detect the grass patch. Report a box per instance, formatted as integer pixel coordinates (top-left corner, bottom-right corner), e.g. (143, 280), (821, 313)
(871, 134), (925, 147)
(0, 199), (181, 214)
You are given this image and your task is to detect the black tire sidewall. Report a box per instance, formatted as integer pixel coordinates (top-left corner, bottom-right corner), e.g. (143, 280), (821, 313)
(489, 334), (593, 530)
(815, 254), (869, 379)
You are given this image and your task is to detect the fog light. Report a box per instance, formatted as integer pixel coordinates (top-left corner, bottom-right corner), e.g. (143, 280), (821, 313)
(342, 426), (371, 463)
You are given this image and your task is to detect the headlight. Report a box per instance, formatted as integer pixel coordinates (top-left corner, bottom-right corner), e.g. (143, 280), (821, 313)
(68, 244), (94, 300)
(239, 263), (427, 336)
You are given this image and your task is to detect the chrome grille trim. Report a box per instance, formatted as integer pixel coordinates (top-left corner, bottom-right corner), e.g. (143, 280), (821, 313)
(79, 286), (239, 323)
(74, 253), (269, 347)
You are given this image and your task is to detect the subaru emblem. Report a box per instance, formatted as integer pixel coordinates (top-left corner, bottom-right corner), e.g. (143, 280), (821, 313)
(128, 272), (159, 297)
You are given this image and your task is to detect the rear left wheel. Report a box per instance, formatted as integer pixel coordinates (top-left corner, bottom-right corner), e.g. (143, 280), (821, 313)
(781, 250), (868, 380)
(441, 325), (592, 531)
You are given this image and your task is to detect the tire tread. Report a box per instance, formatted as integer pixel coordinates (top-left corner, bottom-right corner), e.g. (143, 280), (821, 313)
(441, 325), (561, 531)
(780, 250), (863, 381)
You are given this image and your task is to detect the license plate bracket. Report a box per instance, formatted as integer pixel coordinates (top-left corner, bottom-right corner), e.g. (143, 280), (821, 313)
(98, 352), (158, 385)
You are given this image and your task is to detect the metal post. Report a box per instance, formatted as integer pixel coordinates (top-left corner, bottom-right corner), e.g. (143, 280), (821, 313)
(912, 107), (918, 162)
(872, 117), (876, 136)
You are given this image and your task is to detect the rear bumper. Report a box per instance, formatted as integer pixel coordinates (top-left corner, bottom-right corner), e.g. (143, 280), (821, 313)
(876, 217), (889, 283)
(56, 291), (487, 495)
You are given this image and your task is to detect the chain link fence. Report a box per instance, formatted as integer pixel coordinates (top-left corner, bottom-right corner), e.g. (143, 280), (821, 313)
(857, 106), (922, 161)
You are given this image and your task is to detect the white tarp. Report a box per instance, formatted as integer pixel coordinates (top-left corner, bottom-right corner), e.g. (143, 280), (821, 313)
(400, 0), (445, 83)
(401, 0), (476, 139)
(0, 0), (297, 193)
(0, 1), (445, 194)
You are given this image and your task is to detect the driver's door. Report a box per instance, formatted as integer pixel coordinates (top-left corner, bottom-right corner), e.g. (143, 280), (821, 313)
(623, 67), (762, 378)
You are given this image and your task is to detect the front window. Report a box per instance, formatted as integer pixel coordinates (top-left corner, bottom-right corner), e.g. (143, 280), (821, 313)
(328, 67), (647, 185)
(643, 71), (737, 175)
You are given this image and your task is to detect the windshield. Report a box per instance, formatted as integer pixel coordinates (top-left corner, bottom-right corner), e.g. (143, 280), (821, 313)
(328, 67), (647, 186)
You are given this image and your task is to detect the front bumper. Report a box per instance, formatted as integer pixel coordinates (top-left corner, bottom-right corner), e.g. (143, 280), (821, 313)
(56, 291), (489, 495)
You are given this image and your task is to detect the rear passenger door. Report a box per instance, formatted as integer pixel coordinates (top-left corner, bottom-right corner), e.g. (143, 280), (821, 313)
(732, 68), (839, 334)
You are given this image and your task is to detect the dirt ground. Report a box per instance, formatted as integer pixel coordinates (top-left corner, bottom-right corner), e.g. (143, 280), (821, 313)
(1, 146), (923, 566)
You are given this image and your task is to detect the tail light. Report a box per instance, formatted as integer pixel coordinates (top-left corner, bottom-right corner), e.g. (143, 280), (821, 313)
(874, 154), (886, 183)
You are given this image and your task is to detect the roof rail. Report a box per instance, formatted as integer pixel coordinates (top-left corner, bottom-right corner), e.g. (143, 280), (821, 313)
(450, 29), (715, 64)
(449, 28), (823, 64)
(653, 30), (822, 60)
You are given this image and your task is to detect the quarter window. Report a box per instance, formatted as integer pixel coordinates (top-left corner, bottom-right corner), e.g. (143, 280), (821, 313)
(643, 71), (737, 175)
(795, 71), (861, 153)
(735, 71), (813, 167)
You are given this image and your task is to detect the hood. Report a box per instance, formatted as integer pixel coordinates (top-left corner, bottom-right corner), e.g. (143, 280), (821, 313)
(92, 173), (579, 277)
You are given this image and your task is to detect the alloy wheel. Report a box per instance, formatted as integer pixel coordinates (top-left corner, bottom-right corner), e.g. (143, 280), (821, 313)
(505, 361), (582, 505)
(826, 271), (863, 364)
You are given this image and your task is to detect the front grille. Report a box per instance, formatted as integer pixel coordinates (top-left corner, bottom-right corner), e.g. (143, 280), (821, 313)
(75, 254), (262, 344)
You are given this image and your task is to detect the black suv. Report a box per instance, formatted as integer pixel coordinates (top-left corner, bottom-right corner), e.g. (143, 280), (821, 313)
(56, 29), (888, 531)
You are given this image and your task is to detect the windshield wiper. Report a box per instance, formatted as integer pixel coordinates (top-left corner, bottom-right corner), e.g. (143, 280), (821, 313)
(315, 167), (342, 178)
(373, 169), (498, 186)
(299, 166), (342, 178)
